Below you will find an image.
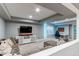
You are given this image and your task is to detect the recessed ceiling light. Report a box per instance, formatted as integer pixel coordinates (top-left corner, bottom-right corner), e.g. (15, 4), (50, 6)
(35, 8), (40, 12)
(29, 15), (32, 19)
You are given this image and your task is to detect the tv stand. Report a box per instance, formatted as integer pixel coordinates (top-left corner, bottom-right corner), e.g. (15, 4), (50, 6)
(16, 34), (37, 44)
(19, 33), (32, 36)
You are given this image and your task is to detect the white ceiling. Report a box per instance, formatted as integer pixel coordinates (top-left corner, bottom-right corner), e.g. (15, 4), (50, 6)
(37, 3), (76, 20)
(0, 4), (10, 20)
(72, 3), (79, 10)
(0, 3), (78, 23)
(5, 3), (56, 20)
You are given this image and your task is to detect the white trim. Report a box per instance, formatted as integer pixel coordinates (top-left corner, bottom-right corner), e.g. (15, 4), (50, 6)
(29, 39), (79, 56)
(51, 17), (76, 24)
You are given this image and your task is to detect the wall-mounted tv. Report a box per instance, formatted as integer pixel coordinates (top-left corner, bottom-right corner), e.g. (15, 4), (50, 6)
(20, 26), (32, 33)
(58, 28), (64, 32)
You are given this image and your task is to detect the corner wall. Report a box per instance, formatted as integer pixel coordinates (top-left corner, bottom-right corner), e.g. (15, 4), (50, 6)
(0, 17), (5, 39)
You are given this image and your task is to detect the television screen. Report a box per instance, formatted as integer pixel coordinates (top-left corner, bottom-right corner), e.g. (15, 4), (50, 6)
(20, 26), (32, 33)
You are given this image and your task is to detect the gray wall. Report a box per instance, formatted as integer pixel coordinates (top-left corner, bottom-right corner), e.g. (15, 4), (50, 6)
(5, 21), (43, 39)
(0, 17), (5, 39)
(51, 42), (79, 56)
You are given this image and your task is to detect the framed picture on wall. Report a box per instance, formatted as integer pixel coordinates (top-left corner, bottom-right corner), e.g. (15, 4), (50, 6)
(58, 28), (64, 32)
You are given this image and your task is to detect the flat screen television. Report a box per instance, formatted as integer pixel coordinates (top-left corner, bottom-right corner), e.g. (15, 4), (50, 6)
(20, 26), (32, 33)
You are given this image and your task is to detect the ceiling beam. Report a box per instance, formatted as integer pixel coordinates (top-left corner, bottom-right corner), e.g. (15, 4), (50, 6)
(11, 16), (38, 22)
(61, 3), (79, 14)
(51, 17), (76, 24)
(11, 19), (38, 23)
